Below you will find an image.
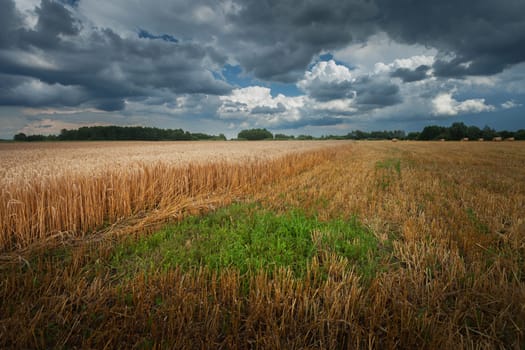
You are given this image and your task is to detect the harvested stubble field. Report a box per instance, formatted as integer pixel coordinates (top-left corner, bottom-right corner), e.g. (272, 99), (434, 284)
(0, 140), (524, 349)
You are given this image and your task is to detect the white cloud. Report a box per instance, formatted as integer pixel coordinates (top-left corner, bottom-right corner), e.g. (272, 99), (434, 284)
(501, 100), (521, 109)
(298, 60), (353, 88)
(221, 86), (273, 109)
(333, 32), (437, 72)
(305, 99), (356, 113)
(193, 6), (215, 23)
(297, 60), (357, 102)
(432, 93), (495, 116)
(218, 86), (304, 127)
(374, 55), (435, 74)
(22, 107), (104, 116)
(13, 0), (40, 28)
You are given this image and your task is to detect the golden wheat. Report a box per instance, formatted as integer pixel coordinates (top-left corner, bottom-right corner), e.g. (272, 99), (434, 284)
(0, 141), (524, 348)
(0, 140), (344, 186)
(0, 141), (343, 251)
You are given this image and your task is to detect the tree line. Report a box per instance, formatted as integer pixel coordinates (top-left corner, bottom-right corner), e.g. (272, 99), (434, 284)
(235, 123), (524, 141)
(12, 122), (525, 142)
(13, 126), (226, 142)
(408, 123), (525, 141)
(236, 128), (407, 140)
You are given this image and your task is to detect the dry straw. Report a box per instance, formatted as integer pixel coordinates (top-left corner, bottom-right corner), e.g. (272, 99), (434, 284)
(1, 141), (524, 348)
(0, 146), (336, 252)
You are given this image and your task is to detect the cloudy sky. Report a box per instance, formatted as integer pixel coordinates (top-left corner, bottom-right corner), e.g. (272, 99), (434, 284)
(1, 0), (524, 139)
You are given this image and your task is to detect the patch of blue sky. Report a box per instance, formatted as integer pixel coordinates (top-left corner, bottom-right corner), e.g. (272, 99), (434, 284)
(221, 64), (303, 97)
(456, 90), (523, 110)
(266, 82), (303, 97)
(455, 107), (525, 131)
(137, 29), (178, 43)
(221, 64), (254, 88)
(312, 53), (357, 70)
(58, 0), (80, 7)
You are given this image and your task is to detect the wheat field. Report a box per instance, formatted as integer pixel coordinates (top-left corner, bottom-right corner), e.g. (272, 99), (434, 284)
(0, 140), (343, 186)
(0, 140), (344, 251)
(1, 140), (524, 348)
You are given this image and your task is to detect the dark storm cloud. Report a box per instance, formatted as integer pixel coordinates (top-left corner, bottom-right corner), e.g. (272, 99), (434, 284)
(277, 116), (344, 129)
(2, 0), (82, 50)
(0, 0), (22, 48)
(391, 65), (430, 82)
(0, 74), (23, 90)
(225, 0), (525, 81)
(354, 78), (401, 109)
(2, 0), (525, 123)
(34, 0), (80, 36)
(306, 81), (356, 102)
(227, 0), (379, 82)
(0, 74), (87, 107)
(306, 116), (344, 126)
(0, 0), (230, 110)
(376, 0), (525, 77)
(92, 98), (125, 111)
(299, 63), (402, 110)
(251, 103), (287, 115)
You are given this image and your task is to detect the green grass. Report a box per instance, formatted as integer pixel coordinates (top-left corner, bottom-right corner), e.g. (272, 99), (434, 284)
(375, 158), (402, 189)
(110, 202), (381, 279)
(465, 207), (490, 234)
(375, 158), (401, 177)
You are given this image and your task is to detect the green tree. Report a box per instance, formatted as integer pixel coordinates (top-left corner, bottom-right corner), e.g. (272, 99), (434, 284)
(237, 128), (273, 140)
(348, 130), (369, 140)
(449, 122), (468, 140)
(466, 125), (482, 140)
(407, 132), (420, 140)
(26, 134), (46, 141)
(274, 133), (294, 140)
(515, 129), (525, 140)
(418, 125), (446, 140)
(499, 130), (514, 139)
(481, 125), (496, 140)
(13, 133), (27, 141)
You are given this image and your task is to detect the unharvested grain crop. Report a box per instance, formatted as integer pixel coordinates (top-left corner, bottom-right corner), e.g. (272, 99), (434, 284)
(0, 141), (343, 251)
(1, 141), (524, 349)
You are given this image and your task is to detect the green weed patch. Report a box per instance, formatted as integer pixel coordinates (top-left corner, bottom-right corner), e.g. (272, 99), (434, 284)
(111, 203), (381, 278)
(375, 158), (402, 189)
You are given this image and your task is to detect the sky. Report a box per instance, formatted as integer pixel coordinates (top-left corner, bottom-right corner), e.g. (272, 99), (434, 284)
(1, 0), (524, 139)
